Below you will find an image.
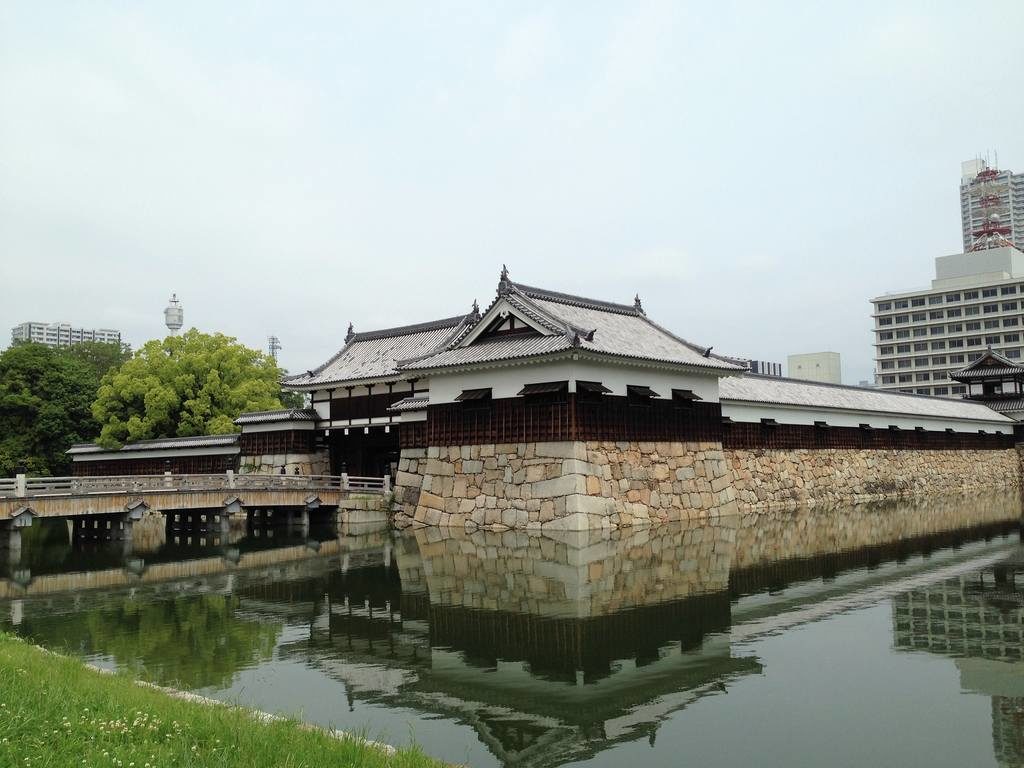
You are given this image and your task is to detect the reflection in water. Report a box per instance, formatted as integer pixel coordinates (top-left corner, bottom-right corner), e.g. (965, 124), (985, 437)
(0, 491), (1022, 767)
(893, 553), (1024, 768)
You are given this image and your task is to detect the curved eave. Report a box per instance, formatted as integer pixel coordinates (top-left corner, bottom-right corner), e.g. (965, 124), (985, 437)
(400, 348), (742, 379)
(720, 397), (1015, 426)
(282, 373), (424, 393)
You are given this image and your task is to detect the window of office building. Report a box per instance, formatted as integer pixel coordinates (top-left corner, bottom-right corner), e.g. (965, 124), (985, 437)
(934, 387), (949, 395)
(1005, 318), (1019, 327)
(952, 385), (967, 394)
(896, 330), (910, 338)
(983, 288), (998, 298)
(880, 331), (894, 340)
(1006, 333), (1021, 343)
(966, 306), (980, 316)
(985, 319), (1000, 329)
(896, 344), (911, 353)
(948, 338), (964, 347)
(967, 337), (982, 346)
(931, 356), (947, 365)
(931, 341), (946, 350)
(912, 313), (926, 322)
(967, 321), (981, 331)
(946, 308), (962, 317)
(1004, 302), (1019, 311)
(879, 317), (893, 326)
(898, 374), (912, 383)
(897, 359), (911, 368)
(933, 371), (948, 381)
(929, 326), (944, 335)
(914, 357), (929, 367)
(916, 388), (930, 395)
(880, 361), (894, 369)
(968, 352), (982, 361)
(880, 345), (894, 355)
(911, 298), (926, 307)
(877, 302), (892, 311)
(950, 354), (965, 363)
(1009, 349), (1023, 359)
(948, 323), (963, 333)
(945, 293), (961, 302)
(913, 328), (927, 337)
(964, 291), (979, 300)
(985, 335), (1000, 345)
(881, 375), (896, 384)
(896, 315), (909, 324)
(928, 296), (942, 305)
(915, 373), (930, 382)
(913, 342), (928, 351)
(1003, 286), (1018, 295)
(895, 300), (909, 309)
(984, 303), (999, 313)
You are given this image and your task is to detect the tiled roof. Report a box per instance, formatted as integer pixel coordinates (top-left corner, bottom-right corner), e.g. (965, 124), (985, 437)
(402, 280), (743, 373)
(67, 434), (240, 455)
(951, 349), (1024, 381)
(720, 375), (1014, 423)
(983, 399), (1024, 414)
(284, 314), (475, 388)
(234, 408), (318, 425)
(388, 395), (429, 412)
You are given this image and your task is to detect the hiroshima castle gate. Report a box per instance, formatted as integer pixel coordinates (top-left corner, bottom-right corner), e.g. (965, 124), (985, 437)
(75, 269), (1023, 531)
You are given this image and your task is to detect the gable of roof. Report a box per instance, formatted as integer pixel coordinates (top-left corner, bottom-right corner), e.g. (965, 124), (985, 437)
(400, 274), (743, 374)
(284, 312), (477, 389)
(950, 349), (1024, 381)
(234, 408), (318, 426)
(720, 374), (1014, 424)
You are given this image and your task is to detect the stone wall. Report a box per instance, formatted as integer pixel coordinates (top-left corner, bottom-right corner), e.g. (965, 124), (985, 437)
(239, 450), (330, 477)
(727, 447), (1021, 509)
(393, 439), (1024, 530)
(392, 440), (737, 531)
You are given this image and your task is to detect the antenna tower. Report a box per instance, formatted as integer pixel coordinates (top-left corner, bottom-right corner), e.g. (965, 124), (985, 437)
(268, 335), (282, 361)
(967, 160), (1013, 252)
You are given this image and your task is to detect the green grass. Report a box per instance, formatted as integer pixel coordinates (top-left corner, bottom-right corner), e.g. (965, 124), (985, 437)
(0, 634), (451, 768)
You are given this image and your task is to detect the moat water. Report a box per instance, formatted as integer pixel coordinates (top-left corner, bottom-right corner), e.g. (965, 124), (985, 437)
(3, 492), (1024, 768)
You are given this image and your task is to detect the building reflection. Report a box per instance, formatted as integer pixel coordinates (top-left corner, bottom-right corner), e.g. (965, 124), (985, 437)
(0, 491), (1021, 767)
(893, 554), (1024, 768)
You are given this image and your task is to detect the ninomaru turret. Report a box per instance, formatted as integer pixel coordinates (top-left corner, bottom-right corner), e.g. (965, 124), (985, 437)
(164, 293), (184, 335)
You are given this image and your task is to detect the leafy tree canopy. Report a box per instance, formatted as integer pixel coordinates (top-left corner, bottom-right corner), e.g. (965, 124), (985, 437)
(0, 343), (101, 476)
(93, 330), (285, 448)
(62, 340), (133, 382)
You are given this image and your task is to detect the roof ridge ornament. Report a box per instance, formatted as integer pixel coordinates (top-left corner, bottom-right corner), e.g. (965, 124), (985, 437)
(634, 294), (644, 314)
(498, 264), (511, 295)
(471, 299), (480, 319)
(345, 322), (355, 343)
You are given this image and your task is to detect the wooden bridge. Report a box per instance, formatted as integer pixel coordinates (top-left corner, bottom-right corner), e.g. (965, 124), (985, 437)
(0, 472), (390, 547)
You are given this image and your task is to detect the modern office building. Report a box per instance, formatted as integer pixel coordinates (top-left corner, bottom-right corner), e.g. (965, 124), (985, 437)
(871, 245), (1024, 397)
(10, 322), (121, 348)
(787, 352), (841, 384)
(960, 158), (1024, 252)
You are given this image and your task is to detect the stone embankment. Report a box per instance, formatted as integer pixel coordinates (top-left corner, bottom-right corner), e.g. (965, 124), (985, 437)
(239, 451), (330, 476)
(392, 440), (1023, 531)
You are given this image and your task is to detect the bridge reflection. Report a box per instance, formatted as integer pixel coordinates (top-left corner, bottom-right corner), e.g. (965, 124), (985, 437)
(0, 491), (1021, 767)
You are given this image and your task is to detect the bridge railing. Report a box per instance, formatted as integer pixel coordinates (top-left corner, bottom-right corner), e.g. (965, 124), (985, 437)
(0, 472), (389, 498)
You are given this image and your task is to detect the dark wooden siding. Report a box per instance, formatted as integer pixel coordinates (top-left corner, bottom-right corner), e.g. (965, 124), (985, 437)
(72, 453), (239, 477)
(239, 430), (317, 455)
(721, 422), (1015, 451)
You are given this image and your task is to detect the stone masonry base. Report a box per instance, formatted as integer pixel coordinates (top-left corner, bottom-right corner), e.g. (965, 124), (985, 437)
(391, 440), (1023, 531)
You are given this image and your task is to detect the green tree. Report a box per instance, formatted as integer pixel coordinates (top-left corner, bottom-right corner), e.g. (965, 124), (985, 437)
(0, 343), (100, 476)
(92, 330), (285, 448)
(62, 340), (133, 382)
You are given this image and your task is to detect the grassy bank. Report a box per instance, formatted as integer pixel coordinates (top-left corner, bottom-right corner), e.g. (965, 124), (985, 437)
(0, 634), (448, 767)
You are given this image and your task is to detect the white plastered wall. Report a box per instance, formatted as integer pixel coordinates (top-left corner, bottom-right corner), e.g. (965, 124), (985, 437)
(722, 400), (1011, 434)
(427, 358), (723, 405)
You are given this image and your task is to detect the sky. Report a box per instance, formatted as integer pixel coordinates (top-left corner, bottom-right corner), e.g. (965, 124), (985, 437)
(1, 1), (1022, 384)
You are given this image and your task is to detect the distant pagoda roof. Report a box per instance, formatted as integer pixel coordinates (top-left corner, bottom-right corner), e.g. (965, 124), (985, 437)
(950, 349), (1024, 382)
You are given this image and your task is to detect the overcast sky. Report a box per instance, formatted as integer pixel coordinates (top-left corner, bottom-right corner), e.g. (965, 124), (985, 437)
(2, 2), (1022, 383)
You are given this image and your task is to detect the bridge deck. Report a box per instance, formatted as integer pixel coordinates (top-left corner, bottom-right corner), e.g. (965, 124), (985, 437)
(0, 473), (387, 522)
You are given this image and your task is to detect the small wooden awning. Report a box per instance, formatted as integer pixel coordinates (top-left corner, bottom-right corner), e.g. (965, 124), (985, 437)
(518, 381), (569, 396)
(455, 388), (492, 401)
(672, 388), (703, 402)
(626, 385), (660, 399)
(576, 380), (612, 394)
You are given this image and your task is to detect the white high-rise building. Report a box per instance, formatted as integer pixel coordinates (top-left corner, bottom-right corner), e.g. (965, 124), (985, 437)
(960, 158), (1024, 252)
(11, 322), (121, 348)
(871, 246), (1024, 397)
